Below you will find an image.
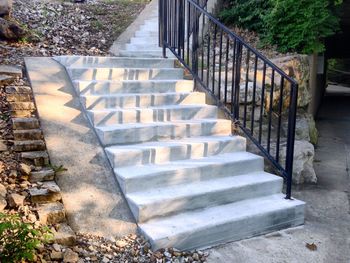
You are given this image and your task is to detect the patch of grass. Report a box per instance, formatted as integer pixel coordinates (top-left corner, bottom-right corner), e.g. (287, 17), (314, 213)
(91, 19), (104, 31)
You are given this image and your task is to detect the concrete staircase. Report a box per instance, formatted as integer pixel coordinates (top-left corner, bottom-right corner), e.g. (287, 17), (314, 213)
(54, 3), (304, 251)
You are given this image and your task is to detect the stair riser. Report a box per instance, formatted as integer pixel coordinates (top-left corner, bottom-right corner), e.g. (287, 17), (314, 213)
(68, 68), (183, 81)
(119, 50), (175, 58)
(81, 92), (205, 110)
(129, 178), (283, 223)
(125, 45), (161, 52)
(14, 129), (42, 141)
(88, 107), (218, 126)
(135, 31), (158, 37)
(107, 137), (246, 167)
(55, 57), (174, 68)
(140, 23), (158, 32)
(130, 38), (159, 45)
(97, 120), (232, 146)
(74, 80), (194, 95)
(117, 157), (263, 193)
(142, 204), (305, 250)
(14, 141), (46, 152)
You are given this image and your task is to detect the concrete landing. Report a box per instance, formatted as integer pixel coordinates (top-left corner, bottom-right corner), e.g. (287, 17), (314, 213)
(206, 88), (350, 262)
(25, 57), (137, 238)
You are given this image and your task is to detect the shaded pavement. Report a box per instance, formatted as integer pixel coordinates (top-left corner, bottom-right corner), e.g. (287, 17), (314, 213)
(207, 86), (350, 263)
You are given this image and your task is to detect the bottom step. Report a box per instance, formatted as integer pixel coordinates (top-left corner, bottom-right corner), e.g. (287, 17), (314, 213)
(140, 194), (304, 250)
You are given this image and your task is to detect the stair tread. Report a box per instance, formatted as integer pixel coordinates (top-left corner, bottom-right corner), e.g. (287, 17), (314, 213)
(106, 135), (242, 151)
(140, 194), (305, 240)
(81, 91), (196, 98)
(75, 79), (193, 86)
(116, 151), (261, 179)
(88, 104), (216, 112)
(96, 118), (231, 131)
(68, 66), (180, 70)
(127, 171), (282, 205)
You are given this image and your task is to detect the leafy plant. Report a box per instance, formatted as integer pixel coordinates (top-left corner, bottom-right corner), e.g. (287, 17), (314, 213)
(219, 0), (271, 32)
(0, 213), (52, 263)
(263, 0), (342, 54)
(49, 164), (68, 175)
(219, 0), (343, 54)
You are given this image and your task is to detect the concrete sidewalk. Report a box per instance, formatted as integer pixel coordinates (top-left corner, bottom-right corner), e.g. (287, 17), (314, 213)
(25, 57), (137, 238)
(207, 88), (350, 262)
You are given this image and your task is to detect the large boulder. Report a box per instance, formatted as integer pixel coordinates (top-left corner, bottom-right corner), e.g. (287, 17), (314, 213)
(282, 112), (318, 145)
(0, 0), (12, 17)
(281, 140), (317, 184)
(270, 55), (311, 109)
(0, 17), (25, 40)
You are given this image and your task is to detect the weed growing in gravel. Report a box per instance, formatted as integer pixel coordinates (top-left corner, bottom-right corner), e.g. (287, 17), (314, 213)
(0, 213), (53, 263)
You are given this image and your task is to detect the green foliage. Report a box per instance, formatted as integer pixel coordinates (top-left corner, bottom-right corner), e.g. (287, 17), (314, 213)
(0, 213), (52, 263)
(263, 0), (341, 54)
(49, 164), (68, 175)
(220, 0), (342, 54)
(219, 0), (271, 32)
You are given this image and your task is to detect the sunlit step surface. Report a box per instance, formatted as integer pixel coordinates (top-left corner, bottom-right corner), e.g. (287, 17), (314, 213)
(115, 151), (262, 193)
(106, 135), (246, 167)
(80, 92), (204, 109)
(140, 194), (305, 250)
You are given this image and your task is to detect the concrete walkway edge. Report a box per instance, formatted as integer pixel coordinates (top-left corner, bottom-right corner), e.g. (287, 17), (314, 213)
(25, 57), (137, 238)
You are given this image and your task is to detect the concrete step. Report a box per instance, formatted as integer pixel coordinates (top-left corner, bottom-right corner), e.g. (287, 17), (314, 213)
(29, 181), (62, 204)
(13, 140), (46, 152)
(96, 118), (232, 146)
(115, 151), (262, 193)
(68, 67), (183, 81)
(140, 194), (305, 250)
(139, 25), (158, 32)
(118, 50), (174, 58)
(55, 56), (175, 68)
(74, 80), (194, 95)
(12, 117), (39, 130)
(21, 151), (49, 166)
(129, 37), (159, 45)
(80, 92), (205, 110)
(37, 202), (66, 225)
(106, 135), (246, 167)
(30, 168), (55, 183)
(87, 105), (218, 126)
(135, 31), (159, 37)
(9, 102), (36, 111)
(125, 43), (160, 51)
(125, 45), (163, 52)
(127, 172), (283, 222)
(14, 129), (42, 141)
(142, 24), (158, 29)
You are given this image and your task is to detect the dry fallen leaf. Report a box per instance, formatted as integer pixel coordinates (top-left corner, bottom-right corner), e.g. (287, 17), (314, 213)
(306, 242), (317, 251)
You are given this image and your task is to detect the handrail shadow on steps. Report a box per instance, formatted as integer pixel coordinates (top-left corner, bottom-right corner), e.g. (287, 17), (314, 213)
(159, 0), (299, 199)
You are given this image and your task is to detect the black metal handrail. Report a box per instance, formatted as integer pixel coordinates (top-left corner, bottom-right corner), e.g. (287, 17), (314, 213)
(159, 0), (299, 199)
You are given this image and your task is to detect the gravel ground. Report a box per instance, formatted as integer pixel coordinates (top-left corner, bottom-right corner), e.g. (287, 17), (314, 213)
(0, 0), (149, 65)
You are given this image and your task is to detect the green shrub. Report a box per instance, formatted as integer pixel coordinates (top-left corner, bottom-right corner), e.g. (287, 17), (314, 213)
(0, 213), (52, 263)
(263, 0), (341, 54)
(219, 0), (342, 54)
(219, 0), (271, 32)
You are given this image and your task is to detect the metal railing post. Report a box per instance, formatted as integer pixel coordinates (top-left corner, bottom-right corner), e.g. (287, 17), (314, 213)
(191, 5), (199, 76)
(160, 0), (167, 58)
(285, 83), (298, 199)
(233, 42), (242, 120)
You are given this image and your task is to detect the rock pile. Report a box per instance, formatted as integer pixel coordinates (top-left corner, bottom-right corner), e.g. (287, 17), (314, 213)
(0, 64), (209, 262)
